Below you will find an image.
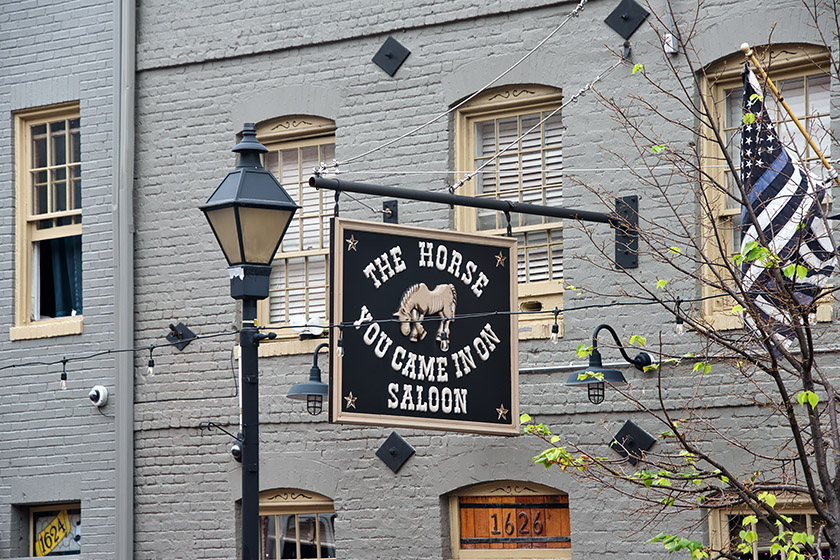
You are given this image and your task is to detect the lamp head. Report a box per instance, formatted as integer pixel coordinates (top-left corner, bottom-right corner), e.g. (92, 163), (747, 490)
(201, 124), (299, 299)
(287, 365), (329, 415)
(565, 348), (627, 404)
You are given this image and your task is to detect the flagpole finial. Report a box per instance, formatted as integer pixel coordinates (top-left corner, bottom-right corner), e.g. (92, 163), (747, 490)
(740, 43), (753, 56)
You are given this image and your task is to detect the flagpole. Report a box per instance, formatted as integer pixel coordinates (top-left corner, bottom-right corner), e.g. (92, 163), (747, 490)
(740, 43), (840, 187)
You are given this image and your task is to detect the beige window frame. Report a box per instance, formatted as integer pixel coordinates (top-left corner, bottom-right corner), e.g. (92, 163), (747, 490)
(29, 502), (82, 557)
(448, 480), (571, 559)
(255, 116), (335, 356)
(259, 488), (336, 560)
(708, 499), (828, 559)
(12, 102), (84, 341)
(701, 45), (832, 329)
(454, 85), (565, 340)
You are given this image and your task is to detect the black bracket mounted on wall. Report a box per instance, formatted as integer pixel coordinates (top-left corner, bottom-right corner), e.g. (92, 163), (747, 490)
(383, 200), (399, 224)
(614, 195), (639, 269)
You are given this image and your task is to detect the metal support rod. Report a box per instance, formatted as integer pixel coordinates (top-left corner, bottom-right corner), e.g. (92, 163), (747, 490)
(240, 299), (260, 560)
(310, 177), (621, 227)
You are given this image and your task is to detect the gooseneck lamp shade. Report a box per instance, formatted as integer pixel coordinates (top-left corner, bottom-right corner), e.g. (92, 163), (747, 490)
(201, 123), (299, 267)
(287, 365), (329, 415)
(566, 349), (627, 404)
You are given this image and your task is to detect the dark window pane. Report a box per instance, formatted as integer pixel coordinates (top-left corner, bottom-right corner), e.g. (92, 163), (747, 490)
(36, 235), (82, 319)
(52, 127), (66, 166)
(32, 128), (48, 168)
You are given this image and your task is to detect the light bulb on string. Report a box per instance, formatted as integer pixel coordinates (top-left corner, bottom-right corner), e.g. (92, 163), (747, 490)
(550, 308), (560, 344)
(336, 334), (345, 358)
(146, 346), (155, 377)
(674, 297), (685, 335)
(60, 358), (68, 390)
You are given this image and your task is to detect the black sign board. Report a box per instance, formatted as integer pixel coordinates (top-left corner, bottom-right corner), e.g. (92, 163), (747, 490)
(330, 219), (519, 435)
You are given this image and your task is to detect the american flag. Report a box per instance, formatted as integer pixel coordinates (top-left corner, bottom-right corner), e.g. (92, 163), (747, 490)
(738, 67), (836, 346)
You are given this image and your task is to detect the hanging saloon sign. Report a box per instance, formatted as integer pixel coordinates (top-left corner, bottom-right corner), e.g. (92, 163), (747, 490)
(330, 218), (519, 435)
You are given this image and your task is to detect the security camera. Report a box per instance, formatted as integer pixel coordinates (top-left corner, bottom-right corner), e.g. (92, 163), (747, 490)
(231, 433), (243, 462)
(89, 385), (109, 407)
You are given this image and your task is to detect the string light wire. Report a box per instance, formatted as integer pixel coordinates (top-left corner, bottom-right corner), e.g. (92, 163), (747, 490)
(318, 0), (590, 174)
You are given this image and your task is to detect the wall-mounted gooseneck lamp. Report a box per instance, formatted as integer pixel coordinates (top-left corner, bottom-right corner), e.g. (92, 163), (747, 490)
(566, 324), (655, 404)
(287, 342), (330, 415)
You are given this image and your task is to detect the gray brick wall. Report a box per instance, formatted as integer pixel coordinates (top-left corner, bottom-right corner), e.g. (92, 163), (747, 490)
(7, 0), (821, 558)
(0, 0), (117, 558)
(103, 0), (840, 559)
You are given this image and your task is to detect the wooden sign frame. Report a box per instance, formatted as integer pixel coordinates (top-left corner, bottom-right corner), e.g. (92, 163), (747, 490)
(330, 218), (519, 436)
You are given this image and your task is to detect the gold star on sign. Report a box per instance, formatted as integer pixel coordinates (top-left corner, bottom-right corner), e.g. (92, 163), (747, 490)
(495, 252), (506, 267)
(496, 403), (509, 420)
(345, 392), (357, 409)
(346, 235), (359, 251)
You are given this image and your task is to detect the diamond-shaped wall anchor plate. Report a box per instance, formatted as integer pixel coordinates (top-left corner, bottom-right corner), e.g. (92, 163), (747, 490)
(604, 0), (649, 40)
(609, 420), (656, 466)
(166, 322), (196, 351)
(376, 431), (415, 473)
(372, 37), (411, 77)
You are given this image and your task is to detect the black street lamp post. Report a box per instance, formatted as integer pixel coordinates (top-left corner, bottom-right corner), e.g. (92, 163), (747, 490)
(201, 123), (298, 560)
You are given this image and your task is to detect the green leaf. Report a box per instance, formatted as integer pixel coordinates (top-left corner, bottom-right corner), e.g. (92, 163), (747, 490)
(692, 361), (712, 375)
(758, 491), (777, 507)
(520, 413), (531, 423)
(742, 515), (758, 526)
(651, 144), (666, 154)
(550, 435), (560, 443)
(669, 246), (681, 254)
(632, 63), (644, 74)
(749, 93), (763, 103)
(731, 304), (745, 314)
(662, 497), (674, 506)
(576, 344), (593, 358)
(577, 370), (604, 381)
(743, 112), (757, 125)
(797, 391), (819, 409)
(629, 334), (647, 347)
(783, 264), (807, 280)
(643, 363), (660, 372)
(656, 279), (668, 289)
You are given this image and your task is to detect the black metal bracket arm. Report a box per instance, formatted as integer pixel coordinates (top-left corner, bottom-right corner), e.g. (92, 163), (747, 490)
(198, 421), (243, 442)
(591, 323), (653, 371)
(310, 177), (639, 269)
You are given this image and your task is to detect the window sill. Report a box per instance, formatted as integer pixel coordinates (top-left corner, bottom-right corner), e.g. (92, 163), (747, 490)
(10, 316), (83, 341)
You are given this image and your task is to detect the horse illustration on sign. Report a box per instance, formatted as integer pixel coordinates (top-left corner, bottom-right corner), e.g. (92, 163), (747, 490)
(394, 283), (457, 343)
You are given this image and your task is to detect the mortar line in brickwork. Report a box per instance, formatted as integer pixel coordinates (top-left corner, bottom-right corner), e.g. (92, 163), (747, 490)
(137, 0), (581, 73)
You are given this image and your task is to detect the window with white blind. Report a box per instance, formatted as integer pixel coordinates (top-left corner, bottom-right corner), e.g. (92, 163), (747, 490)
(701, 45), (832, 328)
(454, 85), (564, 340)
(256, 117), (335, 341)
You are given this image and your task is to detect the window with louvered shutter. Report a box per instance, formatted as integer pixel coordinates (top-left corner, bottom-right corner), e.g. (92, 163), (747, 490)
(454, 85), (565, 340)
(255, 117), (335, 340)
